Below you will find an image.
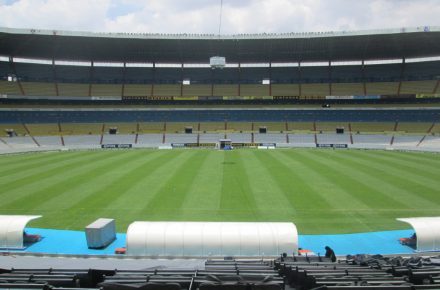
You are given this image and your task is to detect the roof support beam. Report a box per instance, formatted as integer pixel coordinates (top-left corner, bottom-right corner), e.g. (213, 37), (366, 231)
(210, 68), (214, 97)
(328, 61), (332, 96)
(433, 79), (440, 94)
(361, 60), (367, 95)
(269, 62), (272, 96)
(298, 62), (302, 97)
(150, 62), (155, 97)
(9, 56), (25, 96)
(397, 58), (405, 96)
(180, 63), (183, 97)
(238, 63), (241, 97)
(52, 57), (59, 96)
(88, 61), (94, 97)
(121, 62), (126, 97)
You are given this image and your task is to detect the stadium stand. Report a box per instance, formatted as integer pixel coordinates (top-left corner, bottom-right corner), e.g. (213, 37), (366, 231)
(419, 135), (440, 149)
(2, 255), (440, 289)
(2, 136), (38, 148)
(166, 133), (198, 144)
(139, 122), (166, 133)
(104, 123), (137, 134)
(21, 82), (56, 96)
(166, 122), (199, 133)
(288, 123), (315, 132)
(287, 134), (316, 146)
(33, 135), (62, 146)
(351, 134), (393, 146)
(316, 133), (351, 144)
(63, 135), (101, 148)
(198, 133), (225, 143)
(1, 26), (440, 290)
(393, 135), (424, 147)
(101, 134), (135, 145)
(57, 83), (90, 96)
(26, 123), (59, 136)
(315, 122), (349, 133)
(253, 122), (286, 132)
(200, 122), (227, 133)
(0, 123), (28, 136)
(91, 84), (122, 97)
(60, 123), (104, 135)
(227, 133), (252, 143)
(397, 123), (432, 134)
(136, 133), (165, 146)
(350, 122), (395, 134)
(254, 133), (286, 144)
(124, 84), (152, 96)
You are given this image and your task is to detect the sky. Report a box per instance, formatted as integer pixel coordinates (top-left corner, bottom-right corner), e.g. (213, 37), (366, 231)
(0, 0), (439, 34)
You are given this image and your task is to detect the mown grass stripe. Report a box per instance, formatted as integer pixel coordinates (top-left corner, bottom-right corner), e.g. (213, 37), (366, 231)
(283, 150), (378, 233)
(179, 151), (225, 219)
(106, 150), (194, 224)
(241, 151), (299, 219)
(251, 151), (342, 233)
(351, 150), (439, 180)
(329, 150), (438, 209)
(218, 151), (259, 220)
(0, 151), (115, 200)
(372, 150), (440, 168)
(335, 150), (440, 205)
(140, 150), (210, 220)
(42, 150), (183, 231)
(33, 150), (151, 211)
(71, 151), (184, 210)
(310, 150), (424, 209)
(0, 151), (68, 167)
(0, 148), (439, 233)
(0, 150), (137, 210)
(0, 151), (92, 179)
(285, 150), (371, 210)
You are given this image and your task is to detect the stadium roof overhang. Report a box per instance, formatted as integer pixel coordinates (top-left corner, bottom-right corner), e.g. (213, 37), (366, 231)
(0, 26), (440, 63)
(0, 215), (41, 249)
(126, 221), (298, 257)
(397, 217), (440, 252)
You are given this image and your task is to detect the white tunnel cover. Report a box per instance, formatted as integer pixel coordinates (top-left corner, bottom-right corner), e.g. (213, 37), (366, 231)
(0, 215), (41, 249)
(126, 221), (298, 257)
(397, 217), (440, 252)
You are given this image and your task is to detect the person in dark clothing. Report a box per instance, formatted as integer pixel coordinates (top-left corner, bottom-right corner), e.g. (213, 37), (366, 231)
(325, 246), (337, 262)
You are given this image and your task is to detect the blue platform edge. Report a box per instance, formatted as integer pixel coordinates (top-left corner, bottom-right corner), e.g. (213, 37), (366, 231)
(0, 228), (416, 256)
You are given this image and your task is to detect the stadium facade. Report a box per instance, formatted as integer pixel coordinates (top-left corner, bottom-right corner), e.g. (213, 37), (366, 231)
(0, 26), (440, 101)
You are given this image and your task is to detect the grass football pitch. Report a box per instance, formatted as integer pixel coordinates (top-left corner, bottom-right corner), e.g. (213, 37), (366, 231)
(0, 148), (439, 234)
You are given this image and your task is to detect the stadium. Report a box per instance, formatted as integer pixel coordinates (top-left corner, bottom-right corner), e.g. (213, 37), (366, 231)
(0, 23), (440, 290)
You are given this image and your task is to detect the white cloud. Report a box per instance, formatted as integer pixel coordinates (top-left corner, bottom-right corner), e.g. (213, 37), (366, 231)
(0, 0), (439, 34)
(0, 0), (111, 31)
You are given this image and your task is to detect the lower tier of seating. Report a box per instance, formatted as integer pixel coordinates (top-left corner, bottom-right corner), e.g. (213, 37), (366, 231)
(2, 255), (440, 289)
(0, 132), (439, 153)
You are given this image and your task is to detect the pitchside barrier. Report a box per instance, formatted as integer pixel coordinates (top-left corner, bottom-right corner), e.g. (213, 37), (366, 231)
(171, 143), (216, 148)
(316, 144), (348, 148)
(101, 144), (132, 149)
(232, 143), (276, 148)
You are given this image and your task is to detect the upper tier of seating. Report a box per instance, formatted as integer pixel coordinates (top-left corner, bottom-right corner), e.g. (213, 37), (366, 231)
(2, 61), (440, 84)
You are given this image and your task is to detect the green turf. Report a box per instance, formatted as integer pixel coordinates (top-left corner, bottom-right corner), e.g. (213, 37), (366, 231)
(0, 149), (439, 234)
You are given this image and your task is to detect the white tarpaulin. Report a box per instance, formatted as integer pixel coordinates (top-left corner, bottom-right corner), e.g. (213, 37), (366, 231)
(397, 217), (440, 252)
(126, 221), (298, 257)
(0, 215), (41, 249)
